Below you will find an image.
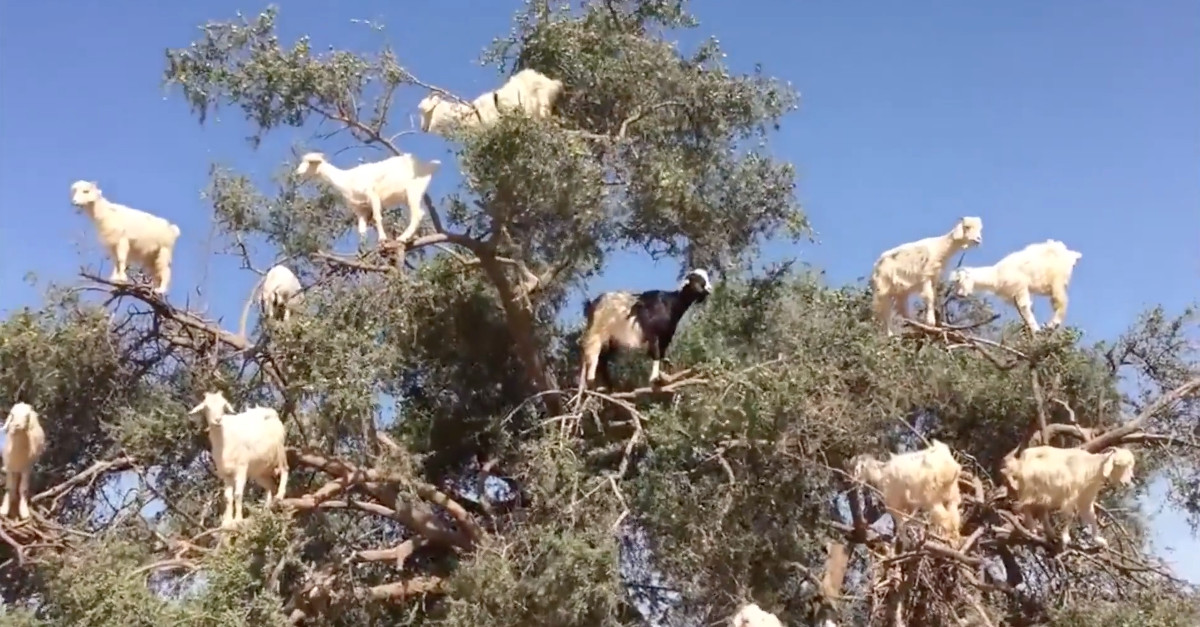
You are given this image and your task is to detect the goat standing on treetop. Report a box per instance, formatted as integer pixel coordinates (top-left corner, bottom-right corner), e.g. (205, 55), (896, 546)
(70, 180), (182, 295)
(949, 239), (1083, 333)
(870, 216), (983, 336)
(851, 439), (964, 547)
(579, 269), (713, 391)
(294, 151), (440, 247)
(1001, 445), (1135, 547)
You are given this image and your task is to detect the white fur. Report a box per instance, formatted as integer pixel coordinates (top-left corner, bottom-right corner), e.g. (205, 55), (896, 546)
(295, 152), (440, 245)
(418, 69), (563, 136)
(188, 391), (289, 529)
(492, 68), (564, 119)
(260, 264), (303, 323)
(870, 217), (983, 336)
(70, 181), (182, 295)
(1, 403), (46, 520)
(417, 90), (502, 136)
(852, 439), (963, 543)
(730, 602), (784, 627)
(1002, 445), (1135, 547)
(949, 239), (1083, 332)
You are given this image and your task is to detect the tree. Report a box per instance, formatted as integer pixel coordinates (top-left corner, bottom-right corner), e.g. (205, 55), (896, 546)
(1, 2), (1198, 625)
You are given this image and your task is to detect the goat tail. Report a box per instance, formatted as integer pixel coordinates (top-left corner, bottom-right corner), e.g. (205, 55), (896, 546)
(170, 224), (181, 238)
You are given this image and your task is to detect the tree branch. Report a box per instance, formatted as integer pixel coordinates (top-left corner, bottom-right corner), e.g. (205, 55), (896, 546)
(1084, 375), (1200, 453)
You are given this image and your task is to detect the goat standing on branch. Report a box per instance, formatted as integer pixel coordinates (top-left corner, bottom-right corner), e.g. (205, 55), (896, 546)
(188, 391), (289, 529)
(1, 403), (46, 520)
(579, 269), (713, 391)
(295, 152), (440, 247)
(70, 180), (182, 295)
(950, 239), (1083, 333)
(870, 216), (983, 336)
(851, 439), (963, 546)
(417, 69), (564, 136)
(237, 264), (303, 339)
(417, 90), (502, 135)
(492, 68), (565, 120)
(1002, 445), (1135, 547)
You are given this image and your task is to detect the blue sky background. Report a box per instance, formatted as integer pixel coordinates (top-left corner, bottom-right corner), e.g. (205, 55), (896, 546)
(1, 0), (1198, 585)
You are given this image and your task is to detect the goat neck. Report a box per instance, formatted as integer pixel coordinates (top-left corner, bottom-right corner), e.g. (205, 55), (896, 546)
(670, 285), (707, 318)
(313, 159), (351, 189)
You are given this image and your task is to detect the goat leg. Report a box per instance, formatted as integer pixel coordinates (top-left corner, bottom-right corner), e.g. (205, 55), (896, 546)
(17, 472), (30, 519)
(221, 482), (236, 528)
(276, 466), (289, 501)
(648, 340), (667, 386)
(233, 466), (248, 522)
(0, 472), (13, 518)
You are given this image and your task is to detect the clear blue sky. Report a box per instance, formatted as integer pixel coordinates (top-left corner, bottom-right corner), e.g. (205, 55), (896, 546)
(1, 0), (1197, 582)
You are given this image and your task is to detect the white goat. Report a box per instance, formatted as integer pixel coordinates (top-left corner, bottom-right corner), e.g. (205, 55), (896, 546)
(730, 603), (784, 627)
(1, 403), (46, 520)
(851, 439), (963, 544)
(417, 90), (502, 135)
(492, 68), (564, 119)
(237, 263), (304, 338)
(188, 391), (289, 529)
(418, 69), (563, 136)
(1002, 445), (1135, 547)
(259, 264), (303, 322)
(295, 152), (440, 246)
(870, 216), (983, 336)
(237, 264), (303, 339)
(949, 239), (1083, 333)
(70, 180), (182, 295)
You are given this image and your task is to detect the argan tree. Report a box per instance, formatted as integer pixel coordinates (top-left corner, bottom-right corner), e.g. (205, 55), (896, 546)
(2, 2), (1199, 626)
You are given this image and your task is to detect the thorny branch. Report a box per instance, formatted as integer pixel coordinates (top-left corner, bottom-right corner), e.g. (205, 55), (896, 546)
(0, 443), (484, 620)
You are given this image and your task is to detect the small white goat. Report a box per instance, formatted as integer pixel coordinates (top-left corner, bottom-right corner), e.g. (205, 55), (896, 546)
(70, 181), (182, 295)
(730, 603), (784, 627)
(259, 264), (302, 322)
(295, 152), (440, 246)
(417, 90), (502, 135)
(870, 216), (983, 336)
(492, 68), (565, 120)
(237, 264), (303, 339)
(1002, 445), (1135, 547)
(1, 403), (46, 520)
(949, 239), (1083, 333)
(188, 391), (289, 529)
(851, 439), (963, 544)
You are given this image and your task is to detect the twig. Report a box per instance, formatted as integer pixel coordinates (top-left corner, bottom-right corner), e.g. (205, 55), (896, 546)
(607, 475), (630, 531)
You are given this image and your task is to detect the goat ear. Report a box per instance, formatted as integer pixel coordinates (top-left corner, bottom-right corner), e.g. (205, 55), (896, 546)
(224, 401), (237, 415)
(187, 402), (205, 415)
(1100, 450), (1117, 478)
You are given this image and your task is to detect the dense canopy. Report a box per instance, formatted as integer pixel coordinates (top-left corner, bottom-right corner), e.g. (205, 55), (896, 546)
(2, 2), (1199, 626)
